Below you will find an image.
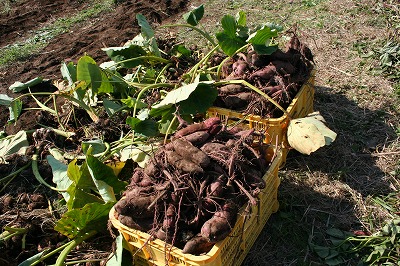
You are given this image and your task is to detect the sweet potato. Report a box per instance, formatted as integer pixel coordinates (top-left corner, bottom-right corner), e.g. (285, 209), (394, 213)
(218, 84), (245, 95)
(114, 193), (156, 218)
(223, 92), (253, 109)
(232, 60), (248, 76)
(183, 131), (210, 146)
(201, 142), (231, 164)
(249, 64), (276, 80)
(174, 117), (221, 138)
(271, 60), (296, 74)
(165, 150), (204, 174)
(182, 235), (214, 255)
(200, 202), (237, 242)
(170, 138), (210, 168)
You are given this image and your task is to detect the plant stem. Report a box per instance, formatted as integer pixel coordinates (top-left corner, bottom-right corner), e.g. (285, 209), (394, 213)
(55, 230), (97, 266)
(160, 23), (217, 46)
(132, 83), (175, 117)
(31, 241), (71, 266)
(163, 115), (177, 145)
(0, 162), (31, 185)
(107, 55), (171, 69)
(32, 153), (67, 192)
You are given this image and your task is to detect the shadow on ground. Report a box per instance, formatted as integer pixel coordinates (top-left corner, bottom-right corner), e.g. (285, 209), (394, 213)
(243, 85), (398, 265)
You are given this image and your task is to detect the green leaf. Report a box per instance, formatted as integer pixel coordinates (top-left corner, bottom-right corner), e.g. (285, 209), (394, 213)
(178, 82), (218, 114)
(220, 15), (237, 38)
(102, 45), (147, 68)
(0, 131), (29, 162)
(66, 160), (102, 210)
(171, 44), (192, 58)
(136, 14), (161, 57)
(103, 99), (122, 117)
(77, 55), (113, 94)
(17, 250), (47, 266)
(9, 77), (43, 93)
(313, 245), (331, 258)
(47, 155), (71, 202)
(325, 256), (345, 266)
(287, 111), (337, 155)
(0, 94), (13, 106)
(9, 99), (22, 122)
(216, 31), (247, 57)
(126, 117), (159, 137)
(247, 25), (280, 55)
(86, 155), (127, 202)
(183, 5), (204, 26)
(326, 228), (348, 239)
(236, 11), (247, 27)
(61, 61), (77, 85)
(152, 76), (214, 110)
(55, 202), (114, 238)
(121, 96), (147, 109)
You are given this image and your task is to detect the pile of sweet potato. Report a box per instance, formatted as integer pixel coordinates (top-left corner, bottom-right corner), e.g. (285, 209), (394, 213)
(113, 117), (270, 255)
(215, 33), (314, 117)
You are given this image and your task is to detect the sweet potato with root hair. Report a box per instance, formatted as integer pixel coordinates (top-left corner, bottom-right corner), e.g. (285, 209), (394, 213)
(170, 138), (210, 168)
(249, 64), (276, 80)
(200, 202), (237, 242)
(165, 150), (204, 174)
(183, 131), (210, 146)
(174, 117), (221, 138)
(201, 142), (231, 165)
(232, 60), (248, 76)
(218, 84), (245, 95)
(182, 235), (214, 255)
(118, 215), (154, 231)
(271, 60), (296, 74)
(223, 92), (253, 109)
(114, 193), (157, 218)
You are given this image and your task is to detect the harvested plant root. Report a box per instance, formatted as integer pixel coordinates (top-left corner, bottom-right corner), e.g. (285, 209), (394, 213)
(113, 117), (271, 255)
(217, 33), (314, 118)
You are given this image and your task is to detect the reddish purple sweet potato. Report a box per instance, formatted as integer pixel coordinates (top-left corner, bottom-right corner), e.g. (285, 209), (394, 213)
(249, 64), (277, 80)
(200, 202), (237, 242)
(114, 193), (156, 218)
(218, 84), (245, 95)
(183, 131), (210, 146)
(182, 235), (214, 255)
(223, 92), (253, 109)
(171, 138), (210, 168)
(165, 150), (204, 173)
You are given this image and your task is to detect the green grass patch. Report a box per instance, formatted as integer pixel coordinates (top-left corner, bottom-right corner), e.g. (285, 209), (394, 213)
(0, 0), (114, 68)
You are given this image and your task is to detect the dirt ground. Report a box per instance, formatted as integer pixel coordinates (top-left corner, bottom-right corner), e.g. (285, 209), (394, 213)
(0, 0), (187, 265)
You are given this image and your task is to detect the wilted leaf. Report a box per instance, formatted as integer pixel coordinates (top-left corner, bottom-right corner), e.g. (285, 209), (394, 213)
(0, 131), (29, 162)
(55, 202), (113, 238)
(9, 99), (22, 122)
(9, 77), (43, 92)
(81, 139), (107, 156)
(287, 111), (337, 155)
(17, 250), (47, 266)
(120, 144), (158, 167)
(61, 62), (77, 85)
(47, 155), (71, 202)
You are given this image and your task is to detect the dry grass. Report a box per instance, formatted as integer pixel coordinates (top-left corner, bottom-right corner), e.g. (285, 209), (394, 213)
(168, 0), (400, 264)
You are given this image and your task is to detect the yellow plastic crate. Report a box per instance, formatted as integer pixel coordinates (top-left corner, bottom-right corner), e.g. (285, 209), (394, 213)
(207, 69), (316, 165)
(109, 151), (282, 266)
